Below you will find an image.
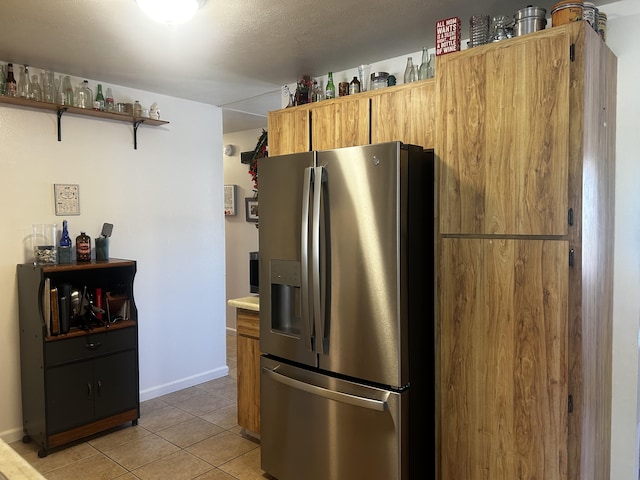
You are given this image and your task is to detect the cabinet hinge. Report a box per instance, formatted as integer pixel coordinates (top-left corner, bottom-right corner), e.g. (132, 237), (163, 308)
(569, 248), (574, 267)
(570, 43), (575, 62)
(568, 394), (573, 413)
(568, 208), (574, 226)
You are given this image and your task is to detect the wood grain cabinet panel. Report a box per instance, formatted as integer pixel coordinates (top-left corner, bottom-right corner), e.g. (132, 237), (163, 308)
(436, 23), (616, 480)
(371, 79), (436, 149)
(236, 308), (261, 434)
(268, 105), (311, 156)
(310, 96), (370, 151)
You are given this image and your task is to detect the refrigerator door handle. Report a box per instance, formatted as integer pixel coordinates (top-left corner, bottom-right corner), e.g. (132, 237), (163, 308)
(301, 166), (314, 352)
(311, 166), (325, 352)
(262, 366), (389, 412)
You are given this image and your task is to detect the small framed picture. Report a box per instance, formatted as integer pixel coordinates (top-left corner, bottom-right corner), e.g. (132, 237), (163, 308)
(54, 184), (80, 216)
(245, 197), (259, 222)
(224, 185), (237, 216)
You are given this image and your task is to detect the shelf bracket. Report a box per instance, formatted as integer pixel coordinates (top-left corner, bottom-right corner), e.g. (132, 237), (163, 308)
(57, 108), (68, 142)
(133, 120), (144, 150)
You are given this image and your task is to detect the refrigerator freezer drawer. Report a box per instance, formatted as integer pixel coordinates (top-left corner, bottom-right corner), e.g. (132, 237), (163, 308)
(261, 356), (408, 480)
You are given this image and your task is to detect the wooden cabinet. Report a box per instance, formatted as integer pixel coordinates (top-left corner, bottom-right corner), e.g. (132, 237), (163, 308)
(436, 22), (616, 480)
(267, 79), (436, 155)
(236, 308), (261, 435)
(17, 259), (139, 457)
(370, 80), (436, 149)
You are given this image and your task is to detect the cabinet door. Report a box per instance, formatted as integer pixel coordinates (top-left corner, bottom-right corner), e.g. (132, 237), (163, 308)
(438, 237), (568, 480)
(311, 97), (370, 151)
(237, 309), (260, 433)
(46, 362), (94, 434)
(268, 106), (311, 156)
(94, 349), (138, 419)
(371, 80), (436, 149)
(437, 29), (571, 235)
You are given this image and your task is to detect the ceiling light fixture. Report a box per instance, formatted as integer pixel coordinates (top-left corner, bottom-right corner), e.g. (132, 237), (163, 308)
(136, 0), (207, 25)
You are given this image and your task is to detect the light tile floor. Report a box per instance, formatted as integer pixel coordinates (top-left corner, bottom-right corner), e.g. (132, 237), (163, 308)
(9, 332), (274, 480)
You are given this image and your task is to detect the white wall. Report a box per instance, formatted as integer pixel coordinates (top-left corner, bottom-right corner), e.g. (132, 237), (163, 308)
(602, 1), (640, 477)
(222, 129), (262, 330)
(0, 74), (227, 442)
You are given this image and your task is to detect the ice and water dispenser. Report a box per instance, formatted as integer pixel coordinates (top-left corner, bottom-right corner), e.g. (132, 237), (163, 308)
(269, 259), (302, 336)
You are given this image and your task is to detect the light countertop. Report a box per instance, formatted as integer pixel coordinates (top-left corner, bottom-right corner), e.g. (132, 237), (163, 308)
(228, 295), (260, 312)
(0, 439), (46, 479)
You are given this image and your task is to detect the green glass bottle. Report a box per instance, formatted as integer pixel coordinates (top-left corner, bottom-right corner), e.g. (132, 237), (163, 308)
(325, 72), (335, 99)
(95, 83), (105, 111)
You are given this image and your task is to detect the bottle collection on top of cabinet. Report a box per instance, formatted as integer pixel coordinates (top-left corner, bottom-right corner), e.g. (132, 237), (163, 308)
(0, 62), (161, 120)
(31, 219), (113, 265)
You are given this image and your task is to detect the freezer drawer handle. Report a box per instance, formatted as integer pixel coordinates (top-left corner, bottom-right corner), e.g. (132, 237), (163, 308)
(263, 366), (389, 412)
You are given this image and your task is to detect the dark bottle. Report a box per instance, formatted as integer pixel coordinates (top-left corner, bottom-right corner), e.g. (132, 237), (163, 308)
(5, 63), (17, 97)
(76, 231), (91, 262)
(349, 76), (361, 95)
(58, 220), (72, 264)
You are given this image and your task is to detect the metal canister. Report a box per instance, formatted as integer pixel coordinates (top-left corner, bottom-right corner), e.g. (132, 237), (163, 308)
(551, 0), (583, 27)
(513, 6), (547, 37)
(582, 2), (599, 31)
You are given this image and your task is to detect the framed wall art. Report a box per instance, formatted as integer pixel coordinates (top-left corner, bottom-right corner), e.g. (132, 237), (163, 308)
(54, 184), (80, 216)
(224, 185), (237, 216)
(245, 197), (258, 223)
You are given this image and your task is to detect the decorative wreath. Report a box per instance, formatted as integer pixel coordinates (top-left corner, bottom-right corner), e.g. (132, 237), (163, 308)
(248, 129), (267, 195)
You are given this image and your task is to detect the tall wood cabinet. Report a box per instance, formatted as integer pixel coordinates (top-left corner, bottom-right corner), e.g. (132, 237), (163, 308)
(17, 259), (139, 457)
(436, 22), (616, 480)
(236, 308), (261, 435)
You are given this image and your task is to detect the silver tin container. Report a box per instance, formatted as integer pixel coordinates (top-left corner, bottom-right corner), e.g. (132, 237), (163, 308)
(513, 5), (547, 37)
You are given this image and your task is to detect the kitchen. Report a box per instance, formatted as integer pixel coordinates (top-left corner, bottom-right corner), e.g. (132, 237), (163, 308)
(0, 0), (639, 479)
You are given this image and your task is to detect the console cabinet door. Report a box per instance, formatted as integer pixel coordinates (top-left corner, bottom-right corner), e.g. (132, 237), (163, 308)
(94, 349), (138, 419)
(47, 362), (94, 434)
(438, 237), (568, 480)
(437, 28), (571, 236)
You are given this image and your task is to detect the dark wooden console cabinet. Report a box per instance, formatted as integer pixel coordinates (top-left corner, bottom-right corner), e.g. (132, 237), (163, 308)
(17, 258), (139, 457)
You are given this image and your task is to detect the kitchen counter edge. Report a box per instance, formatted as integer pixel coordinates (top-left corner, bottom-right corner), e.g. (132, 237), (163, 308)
(228, 296), (260, 312)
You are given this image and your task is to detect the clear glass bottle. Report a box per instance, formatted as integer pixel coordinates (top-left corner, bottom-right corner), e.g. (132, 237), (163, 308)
(427, 53), (435, 79)
(105, 87), (115, 111)
(42, 71), (54, 103)
(62, 75), (74, 106)
(133, 100), (142, 116)
(0, 64), (5, 96)
(5, 63), (16, 97)
(95, 84), (105, 111)
(28, 74), (42, 101)
(75, 80), (93, 109)
(325, 72), (335, 99)
(418, 47), (429, 80)
(403, 57), (414, 84)
(18, 65), (29, 98)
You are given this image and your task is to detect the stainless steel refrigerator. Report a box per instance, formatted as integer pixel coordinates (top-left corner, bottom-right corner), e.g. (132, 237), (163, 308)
(259, 141), (434, 480)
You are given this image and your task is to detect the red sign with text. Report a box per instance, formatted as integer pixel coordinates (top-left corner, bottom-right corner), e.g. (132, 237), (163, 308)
(436, 17), (461, 56)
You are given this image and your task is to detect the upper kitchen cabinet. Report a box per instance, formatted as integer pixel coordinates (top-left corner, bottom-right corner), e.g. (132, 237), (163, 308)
(370, 79), (436, 149)
(267, 104), (312, 156)
(437, 26), (570, 235)
(310, 96), (369, 151)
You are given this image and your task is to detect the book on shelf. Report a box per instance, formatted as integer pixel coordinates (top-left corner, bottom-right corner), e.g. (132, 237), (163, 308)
(43, 277), (51, 337)
(50, 287), (59, 336)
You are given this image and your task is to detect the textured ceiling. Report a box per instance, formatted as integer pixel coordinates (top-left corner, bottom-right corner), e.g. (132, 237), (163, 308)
(0, 0), (611, 133)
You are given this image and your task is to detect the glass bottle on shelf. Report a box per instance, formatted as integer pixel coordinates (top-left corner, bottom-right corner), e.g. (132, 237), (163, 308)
(18, 65), (30, 98)
(28, 74), (42, 101)
(62, 75), (74, 106)
(76, 231), (91, 262)
(133, 100), (142, 116)
(349, 76), (361, 95)
(75, 80), (93, 109)
(325, 72), (335, 99)
(105, 87), (115, 111)
(95, 83), (105, 111)
(427, 53), (435, 79)
(418, 47), (429, 80)
(42, 71), (54, 103)
(58, 220), (72, 264)
(0, 64), (5, 96)
(5, 63), (17, 97)
(403, 57), (414, 83)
